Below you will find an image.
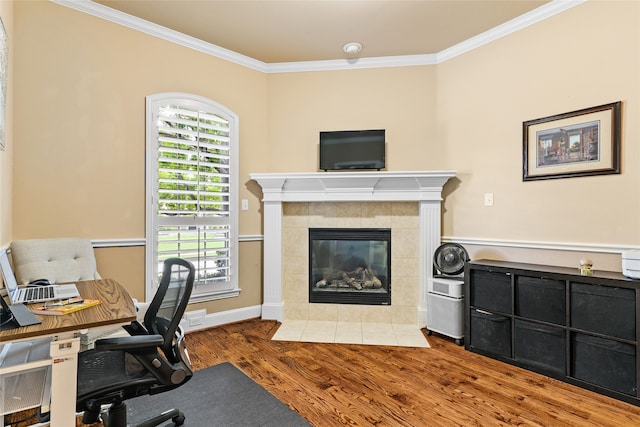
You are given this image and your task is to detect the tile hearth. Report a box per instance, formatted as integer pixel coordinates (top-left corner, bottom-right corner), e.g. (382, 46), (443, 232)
(272, 320), (430, 348)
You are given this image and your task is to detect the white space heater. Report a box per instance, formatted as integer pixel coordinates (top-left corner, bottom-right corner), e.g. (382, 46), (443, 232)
(426, 243), (468, 346)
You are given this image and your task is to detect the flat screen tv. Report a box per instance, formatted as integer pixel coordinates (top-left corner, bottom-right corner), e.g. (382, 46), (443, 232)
(319, 129), (386, 171)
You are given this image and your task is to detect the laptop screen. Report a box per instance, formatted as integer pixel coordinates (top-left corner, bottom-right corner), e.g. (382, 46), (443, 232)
(0, 248), (20, 303)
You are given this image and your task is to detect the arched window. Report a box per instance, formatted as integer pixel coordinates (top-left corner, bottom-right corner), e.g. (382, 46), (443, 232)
(145, 93), (239, 302)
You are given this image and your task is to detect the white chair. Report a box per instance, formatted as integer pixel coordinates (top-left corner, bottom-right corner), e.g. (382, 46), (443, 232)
(10, 238), (100, 285)
(9, 238), (144, 349)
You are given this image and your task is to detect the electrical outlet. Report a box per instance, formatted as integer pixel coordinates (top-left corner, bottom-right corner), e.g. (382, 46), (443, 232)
(185, 309), (206, 327)
(484, 193), (494, 207)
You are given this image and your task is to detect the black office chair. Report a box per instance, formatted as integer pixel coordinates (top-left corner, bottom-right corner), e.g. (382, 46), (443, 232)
(76, 258), (196, 427)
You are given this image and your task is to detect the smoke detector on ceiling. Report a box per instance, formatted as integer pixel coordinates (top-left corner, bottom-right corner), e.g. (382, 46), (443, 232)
(342, 42), (363, 54)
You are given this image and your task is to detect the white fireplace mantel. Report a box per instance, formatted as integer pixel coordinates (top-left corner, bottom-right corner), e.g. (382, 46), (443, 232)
(250, 171), (455, 203)
(249, 170), (456, 326)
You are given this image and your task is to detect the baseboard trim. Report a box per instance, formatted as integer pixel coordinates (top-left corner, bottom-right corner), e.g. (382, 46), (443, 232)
(182, 305), (263, 333)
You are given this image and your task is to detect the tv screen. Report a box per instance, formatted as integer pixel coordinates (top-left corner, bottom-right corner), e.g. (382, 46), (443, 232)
(319, 129), (385, 171)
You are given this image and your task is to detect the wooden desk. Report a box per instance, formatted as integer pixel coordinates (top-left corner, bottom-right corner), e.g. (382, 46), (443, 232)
(0, 279), (137, 426)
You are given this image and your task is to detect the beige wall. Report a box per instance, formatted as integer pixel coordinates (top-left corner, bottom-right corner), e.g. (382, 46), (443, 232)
(266, 1), (639, 273)
(266, 66), (439, 172)
(436, 0), (639, 269)
(94, 242), (262, 313)
(0, 1), (13, 249)
(6, 1), (640, 316)
(13, 1), (267, 311)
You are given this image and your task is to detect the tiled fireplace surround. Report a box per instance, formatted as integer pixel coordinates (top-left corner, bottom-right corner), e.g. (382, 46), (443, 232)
(250, 171), (456, 327)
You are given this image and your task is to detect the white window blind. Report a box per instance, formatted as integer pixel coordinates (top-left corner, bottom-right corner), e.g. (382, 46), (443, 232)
(146, 94), (239, 302)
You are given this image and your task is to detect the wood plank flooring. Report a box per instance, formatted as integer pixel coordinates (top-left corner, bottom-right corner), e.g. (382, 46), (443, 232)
(186, 318), (640, 427)
(7, 317), (640, 426)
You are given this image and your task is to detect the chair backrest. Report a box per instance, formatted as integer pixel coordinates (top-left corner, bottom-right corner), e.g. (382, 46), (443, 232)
(9, 238), (101, 284)
(144, 257), (195, 362)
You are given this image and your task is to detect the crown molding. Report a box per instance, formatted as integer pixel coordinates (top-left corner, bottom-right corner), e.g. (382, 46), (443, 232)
(437, 0), (588, 63)
(266, 54), (438, 73)
(50, 0), (269, 73)
(52, 0), (586, 73)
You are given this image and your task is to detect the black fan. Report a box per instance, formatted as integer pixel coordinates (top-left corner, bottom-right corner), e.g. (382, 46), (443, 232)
(433, 243), (469, 276)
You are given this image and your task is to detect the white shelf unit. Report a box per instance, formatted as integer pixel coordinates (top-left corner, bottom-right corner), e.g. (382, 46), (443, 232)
(0, 338), (52, 426)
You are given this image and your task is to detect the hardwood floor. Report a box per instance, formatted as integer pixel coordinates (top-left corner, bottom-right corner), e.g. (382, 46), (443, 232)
(7, 318), (639, 426)
(186, 318), (640, 427)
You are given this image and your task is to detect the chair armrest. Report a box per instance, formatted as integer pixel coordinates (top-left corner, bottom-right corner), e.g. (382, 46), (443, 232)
(123, 320), (149, 336)
(94, 334), (163, 351)
(134, 300), (150, 322)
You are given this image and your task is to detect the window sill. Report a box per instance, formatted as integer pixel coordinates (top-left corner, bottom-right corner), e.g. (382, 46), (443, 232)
(189, 288), (240, 304)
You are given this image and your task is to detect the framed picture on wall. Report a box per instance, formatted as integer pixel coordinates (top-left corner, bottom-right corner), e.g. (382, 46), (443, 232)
(522, 101), (621, 181)
(0, 17), (6, 151)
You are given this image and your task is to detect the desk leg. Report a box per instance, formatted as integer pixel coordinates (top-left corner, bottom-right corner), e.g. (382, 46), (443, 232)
(49, 337), (80, 427)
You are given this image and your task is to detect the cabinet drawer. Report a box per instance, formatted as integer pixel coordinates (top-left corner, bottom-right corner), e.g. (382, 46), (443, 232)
(470, 309), (511, 358)
(515, 276), (565, 325)
(571, 283), (635, 340)
(571, 333), (637, 396)
(470, 270), (512, 314)
(514, 320), (566, 376)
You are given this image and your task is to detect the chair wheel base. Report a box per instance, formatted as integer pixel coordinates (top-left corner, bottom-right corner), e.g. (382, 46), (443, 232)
(133, 408), (184, 427)
(172, 413), (186, 426)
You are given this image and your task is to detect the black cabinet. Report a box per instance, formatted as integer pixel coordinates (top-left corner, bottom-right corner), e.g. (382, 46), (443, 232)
(514, 319), (566, 376)
(469, 309), (511, 357)
(465, 259), (640, 406)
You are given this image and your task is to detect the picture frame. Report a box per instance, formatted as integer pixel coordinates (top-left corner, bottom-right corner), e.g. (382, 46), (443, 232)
(523, 101), (621, 181)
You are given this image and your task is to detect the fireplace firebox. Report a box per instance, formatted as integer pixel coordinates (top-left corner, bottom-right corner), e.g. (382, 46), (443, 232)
(309, 228), (391, 305)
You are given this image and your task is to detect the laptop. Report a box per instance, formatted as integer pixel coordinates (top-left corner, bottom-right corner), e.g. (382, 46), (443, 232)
(1, 291), (41, 328)
(0, 248), (80, 304)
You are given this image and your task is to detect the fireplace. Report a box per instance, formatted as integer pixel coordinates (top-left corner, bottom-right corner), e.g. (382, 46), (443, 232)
(249, 170), (456, 325)
(309, 228), (391, 305)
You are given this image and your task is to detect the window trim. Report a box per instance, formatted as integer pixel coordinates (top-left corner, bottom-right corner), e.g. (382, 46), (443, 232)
(145, 92), (239, 303)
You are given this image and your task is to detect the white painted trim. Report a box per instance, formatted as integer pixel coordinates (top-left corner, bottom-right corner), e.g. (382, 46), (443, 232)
(249, 171), (456, 203)
(260, 201), (284, 321)
(189, 288), (241, 304)
(250, 171), (455, 324)
(181, 305), (262, 333)
(50, 0), (267, 73)
(90, 236), (260, 248)
(239, 234), (263, 242)
(436, 0), (587, 63)
(418, 201), (443, 328)
(267, 54), (437, 73)
(441, 236), (639, 254)
(143, 93), (241, 304)
(52, 0), (585, 72)
(88, 236), (638, 255)
(91, 238), (145, 248)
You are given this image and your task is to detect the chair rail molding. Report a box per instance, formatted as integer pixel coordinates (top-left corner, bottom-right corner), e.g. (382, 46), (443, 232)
(441, 236), (639, 254)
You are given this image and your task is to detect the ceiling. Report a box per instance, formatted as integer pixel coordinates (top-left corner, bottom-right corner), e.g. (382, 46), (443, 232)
(92, 0), (550, 64)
